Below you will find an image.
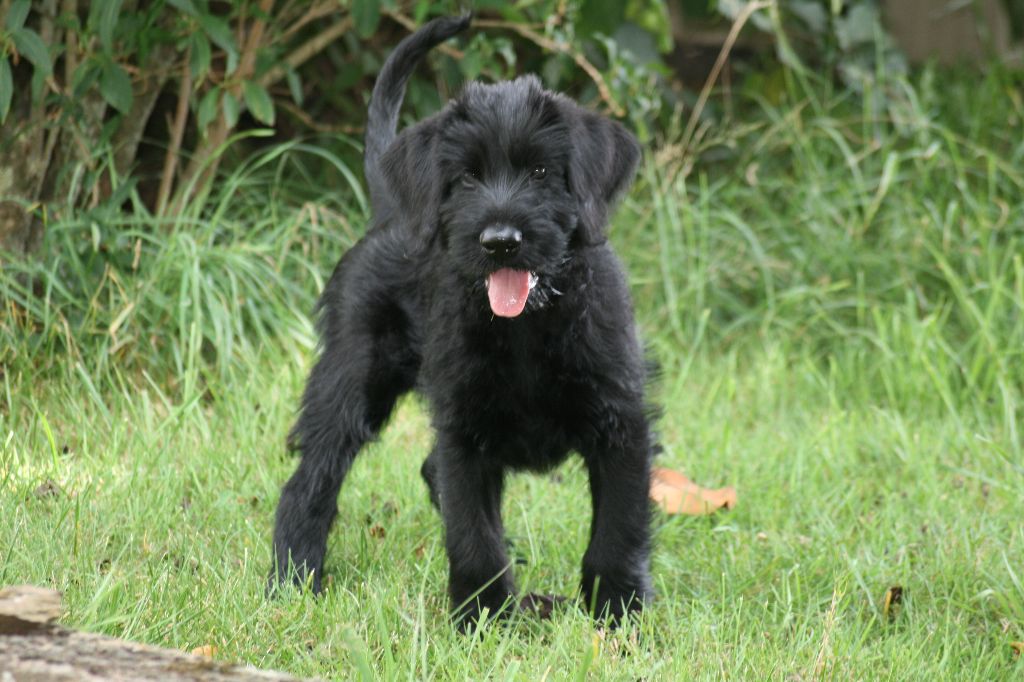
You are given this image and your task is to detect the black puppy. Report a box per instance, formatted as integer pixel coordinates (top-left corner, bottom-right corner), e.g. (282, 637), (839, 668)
(271, 15), (654, 627)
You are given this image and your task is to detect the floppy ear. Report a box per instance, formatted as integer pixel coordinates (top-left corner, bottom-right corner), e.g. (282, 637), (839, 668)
(376, 119), (442, 234)
(564, 108), (641, 245)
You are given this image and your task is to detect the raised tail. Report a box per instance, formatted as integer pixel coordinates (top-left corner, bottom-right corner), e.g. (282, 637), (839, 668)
(364, 14), (471, 205)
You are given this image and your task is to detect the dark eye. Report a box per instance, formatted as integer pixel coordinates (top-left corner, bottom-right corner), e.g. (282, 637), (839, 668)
(530, 165), (547, 180)
(461, 168), (480, 187)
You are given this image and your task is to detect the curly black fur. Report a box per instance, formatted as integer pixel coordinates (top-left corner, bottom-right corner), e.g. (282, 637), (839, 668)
(270, 14), (654, 628)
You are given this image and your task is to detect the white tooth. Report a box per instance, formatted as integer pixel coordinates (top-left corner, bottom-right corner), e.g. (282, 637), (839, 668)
(528, 272), (538, 290)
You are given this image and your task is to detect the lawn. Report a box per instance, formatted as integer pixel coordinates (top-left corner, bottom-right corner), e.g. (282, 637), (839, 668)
(2, 64), (1022, 679)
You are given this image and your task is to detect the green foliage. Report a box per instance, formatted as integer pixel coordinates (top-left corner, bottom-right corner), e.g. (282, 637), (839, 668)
(5, 0), (32, 31)
(353, 0), (383, 39)
(0, 57), (11, 122)
(713, 0), (907, 87)
(0, 139), (365, 380)
(1, 3), (1021, 402)
(625, 61), (1024, 415)
(99, 60), (132, 114)
(2, 13), (51, 107)
(241, 81), (274, 126)
(8, 26), (50, 74)
(0, 0), (672, 228)
(88, 0), (124, 51)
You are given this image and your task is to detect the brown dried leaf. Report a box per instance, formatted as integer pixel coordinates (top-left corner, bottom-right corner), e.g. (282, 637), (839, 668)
(191, 644), (217, 657)
(1010, 641), (1023, 657)
(518, 593), (566, 620)
(882, 586), (903, 619)
(32, 480), (63, 500)
(649, 467), (737, 515)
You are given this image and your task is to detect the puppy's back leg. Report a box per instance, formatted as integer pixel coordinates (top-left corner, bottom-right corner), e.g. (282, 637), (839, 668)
(271, 289), (418, 593)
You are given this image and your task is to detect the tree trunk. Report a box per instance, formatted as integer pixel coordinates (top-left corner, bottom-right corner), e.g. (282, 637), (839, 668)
(0, 586), (321, 682)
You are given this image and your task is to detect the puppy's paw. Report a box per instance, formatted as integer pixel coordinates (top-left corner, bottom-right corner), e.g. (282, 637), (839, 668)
(266, 559), (324, 597)
(580, 572), (652, 627)
(451, 589), (518, 633)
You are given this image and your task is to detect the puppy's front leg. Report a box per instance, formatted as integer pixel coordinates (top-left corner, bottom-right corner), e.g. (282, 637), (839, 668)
(580, 428), (653, 623)
(435, 440), (516, 629)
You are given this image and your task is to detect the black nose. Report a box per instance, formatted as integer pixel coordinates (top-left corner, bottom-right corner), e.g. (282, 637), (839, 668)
(479, 225), (522, 257)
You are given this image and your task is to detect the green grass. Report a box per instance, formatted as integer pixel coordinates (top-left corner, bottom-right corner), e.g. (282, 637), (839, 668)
(2, 64), (1023, 679)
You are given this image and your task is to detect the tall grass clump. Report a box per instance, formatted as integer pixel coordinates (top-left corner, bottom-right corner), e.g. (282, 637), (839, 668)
(1, 137), (367, 388)
(616, 63), (1023, 429)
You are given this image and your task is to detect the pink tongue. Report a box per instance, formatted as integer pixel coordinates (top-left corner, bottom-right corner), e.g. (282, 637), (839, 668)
(487, 268), (531, 318)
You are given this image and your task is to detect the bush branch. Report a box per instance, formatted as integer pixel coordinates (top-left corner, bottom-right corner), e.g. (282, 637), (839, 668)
(384, 10), (465, 60)
(260, 16), (353, 88)
(169, 0), (273, 217)
(156, 49), (192, 217)
(680, 0), (773, 153)
(473, 18), (624, 117)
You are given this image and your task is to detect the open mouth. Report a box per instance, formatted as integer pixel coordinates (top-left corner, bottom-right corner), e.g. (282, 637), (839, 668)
(485, 268), (538, 318)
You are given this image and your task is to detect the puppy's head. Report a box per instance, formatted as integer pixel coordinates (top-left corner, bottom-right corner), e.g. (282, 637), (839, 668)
(380, 75), (640, 318)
